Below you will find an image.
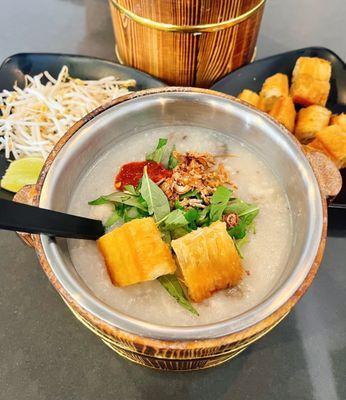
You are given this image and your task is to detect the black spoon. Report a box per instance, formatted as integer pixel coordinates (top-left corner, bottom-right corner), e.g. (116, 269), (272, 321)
(0, 199), (105, 240)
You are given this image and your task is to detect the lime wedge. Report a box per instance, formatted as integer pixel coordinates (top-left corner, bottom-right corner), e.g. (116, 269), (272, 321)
(0, 157), (44, 193)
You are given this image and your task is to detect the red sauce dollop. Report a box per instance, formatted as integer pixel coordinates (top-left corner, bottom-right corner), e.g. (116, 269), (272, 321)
(115, 161), (172, 190)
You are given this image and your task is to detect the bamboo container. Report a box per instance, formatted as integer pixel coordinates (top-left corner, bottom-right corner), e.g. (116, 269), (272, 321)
(108, 0), (266, 86)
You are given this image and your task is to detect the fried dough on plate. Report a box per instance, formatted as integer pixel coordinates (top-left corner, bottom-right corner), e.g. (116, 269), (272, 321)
(259, 73), (289, 112)
(310, 125), (346, 169)
(292, 57), (332, 81)
(290, 74), (330, 107)
(238, 89), (260, 107)
(269, 96), (296, 132)
(330, 113), (346, 131)
(294, 105), (331, 142)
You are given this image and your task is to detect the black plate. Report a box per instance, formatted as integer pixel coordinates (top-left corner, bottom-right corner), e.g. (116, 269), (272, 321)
(0, 53), (166, 200)
(211, 47), (346, 233)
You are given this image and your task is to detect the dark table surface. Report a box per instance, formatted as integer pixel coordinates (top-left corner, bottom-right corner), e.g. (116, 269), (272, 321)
(1, 1), (345, 399)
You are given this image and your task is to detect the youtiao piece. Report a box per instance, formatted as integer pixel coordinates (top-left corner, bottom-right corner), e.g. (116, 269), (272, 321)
(97, 217), (176, 286)
(172, 221), (243, 302)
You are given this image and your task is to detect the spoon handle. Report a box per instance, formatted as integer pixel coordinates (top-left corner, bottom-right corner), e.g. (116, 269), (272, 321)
(0, 199), (104, 240)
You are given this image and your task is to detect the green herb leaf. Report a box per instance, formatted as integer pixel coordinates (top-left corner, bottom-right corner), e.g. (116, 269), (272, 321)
(164, 209), (188, 228)
(180, 189), (199, 199)
(228, 210), (259, 240)
(160, 209), (193, 239)
(242, 209), (259, 224)
(124, 185), (138, 196)
(197, 205), (210, 226)
(225, 198), (259, 217)
(116, 203), (125, 218)
(140, 167), (170, 222)
(225, 199), (259, 241)
(158, 274), (199, 316)
(234, 235), (250, 258)
(88, 197), (109, 206)
(119, 196), (148, 211)
(89, 191), (148, 212)
(123, 206), (143, 222)
(168, 145), (179, 169)
(104, 208), (121, 228)
(171, 226), (191, 239)
(146, 138), (168, 163)
(184, 208), (199, 223)
(161, 229), (172, 244)
(174, 200), (184, 210)
(234, 240), (244, 259)
(227, 221), (246, 239)
(236, 235), (249, 249)
(210, 186), (232, 222)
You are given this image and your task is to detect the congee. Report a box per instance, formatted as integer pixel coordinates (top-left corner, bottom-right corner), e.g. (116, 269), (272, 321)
(68, 127), (292, 326)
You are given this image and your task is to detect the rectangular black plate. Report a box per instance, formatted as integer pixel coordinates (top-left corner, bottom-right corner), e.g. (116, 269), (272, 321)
(0, 53), (166, 201)
(211, 47), (346, 234)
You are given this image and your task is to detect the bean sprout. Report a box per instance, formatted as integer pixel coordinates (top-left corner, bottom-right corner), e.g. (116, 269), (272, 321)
(0, 66), (135, 159)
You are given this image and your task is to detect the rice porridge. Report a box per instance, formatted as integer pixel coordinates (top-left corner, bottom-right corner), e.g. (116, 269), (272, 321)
(68, 127), (292, 326)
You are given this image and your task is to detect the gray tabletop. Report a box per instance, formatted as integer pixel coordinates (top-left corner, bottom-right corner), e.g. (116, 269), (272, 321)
(1, 1), (345, 399)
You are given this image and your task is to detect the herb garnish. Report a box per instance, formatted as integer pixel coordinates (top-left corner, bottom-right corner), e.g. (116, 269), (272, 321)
(124, 184), (138, 196)
(104, 208), (121, 228)
(167, 144), (178, 170)
(226, 199), (259, 240)
(196, 206), (210, 227)
(163, 209), (188, 229)
(228, 212), (258, 240)
(210, 186), (233, 222)
(225, 198), (259, 217)
(88, 139), (260, 316)
(184, 208), (199, 224)
(89, 191), (148, 211)
(181, 189), (199, 199)
(158, 274), (199, 316)
(140, 166), (170, 222)
(146, 138), (179, 170)
(146, 138), (168, 163)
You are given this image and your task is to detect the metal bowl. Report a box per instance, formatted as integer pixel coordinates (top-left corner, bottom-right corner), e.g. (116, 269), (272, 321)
(17, 88), (328, 370)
